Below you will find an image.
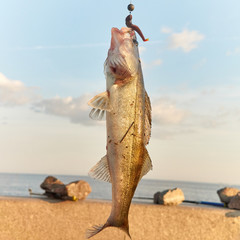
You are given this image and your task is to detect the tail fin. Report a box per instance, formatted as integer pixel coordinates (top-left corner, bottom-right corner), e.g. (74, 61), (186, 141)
(86, 224), (106, 239)
(86, 222), (131, 239)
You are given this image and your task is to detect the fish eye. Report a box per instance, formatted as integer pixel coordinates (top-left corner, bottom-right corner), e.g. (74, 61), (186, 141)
(132, 39), (138, 46)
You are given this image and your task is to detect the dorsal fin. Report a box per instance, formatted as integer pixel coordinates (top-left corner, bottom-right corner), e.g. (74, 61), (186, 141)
(88, 91), (111, 120)
(144, 91), (152, 145)
(139, 147), (153, 180)
(88, 155), (111, 183)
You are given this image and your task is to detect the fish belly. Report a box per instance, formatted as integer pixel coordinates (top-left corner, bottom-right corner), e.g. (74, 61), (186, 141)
(106, 76), (145, 225)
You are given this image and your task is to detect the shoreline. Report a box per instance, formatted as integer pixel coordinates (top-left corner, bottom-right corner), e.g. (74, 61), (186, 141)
(0, 196), (240, 240)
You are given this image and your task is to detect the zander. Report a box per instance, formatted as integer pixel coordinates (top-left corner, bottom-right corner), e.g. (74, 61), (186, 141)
(87, 27), (152, 239)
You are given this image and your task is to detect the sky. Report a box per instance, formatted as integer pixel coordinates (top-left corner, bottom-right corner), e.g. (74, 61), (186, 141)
(0, 0), (240, 184)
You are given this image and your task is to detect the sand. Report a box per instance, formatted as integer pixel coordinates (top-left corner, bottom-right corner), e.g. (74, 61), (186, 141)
(0, 196), (240, 240)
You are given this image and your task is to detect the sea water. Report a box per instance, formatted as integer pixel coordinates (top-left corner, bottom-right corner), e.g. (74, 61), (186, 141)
(0, 172), (239, 203)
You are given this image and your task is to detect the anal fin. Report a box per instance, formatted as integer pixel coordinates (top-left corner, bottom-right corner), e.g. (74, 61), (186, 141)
(140, 147), (153, 180)
(88, 155), (111, 183)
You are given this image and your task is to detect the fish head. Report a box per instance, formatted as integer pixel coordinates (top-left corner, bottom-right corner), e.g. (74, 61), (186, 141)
(105, 27), (140, 86)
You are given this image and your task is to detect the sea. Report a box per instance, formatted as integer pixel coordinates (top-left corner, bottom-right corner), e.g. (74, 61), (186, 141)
(0, 173), (239, 203)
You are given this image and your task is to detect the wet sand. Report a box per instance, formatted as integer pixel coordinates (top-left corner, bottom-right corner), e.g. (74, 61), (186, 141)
(0, 196), (240, 240)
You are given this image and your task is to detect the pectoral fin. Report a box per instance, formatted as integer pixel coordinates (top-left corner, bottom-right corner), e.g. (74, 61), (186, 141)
(88, 155), (111, 183)
(140, 147), (153, 180)
(88, 91), (111, 120)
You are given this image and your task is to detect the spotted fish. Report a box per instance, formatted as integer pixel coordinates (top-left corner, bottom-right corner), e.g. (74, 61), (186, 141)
(87, 27), (152, 239)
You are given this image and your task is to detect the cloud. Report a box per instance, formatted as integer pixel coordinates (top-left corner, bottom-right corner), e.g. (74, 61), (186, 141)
(16, 43), (108, 51)
(152, 59), (163, 66)
(142, 59), (163, 70)
(0, 73), (39, 106)
(226, 47), (240, 56)
(152, 98), (187, 125)
(34, 94), (186, 127)
(33, 95), (98, 126)
(150, 84), (240, 139)
(161, 27), (172, 34)
(167, 29), (205, 52)
(32, 84), (240, 138)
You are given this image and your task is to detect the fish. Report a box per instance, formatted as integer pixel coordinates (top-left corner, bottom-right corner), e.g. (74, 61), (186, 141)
(86, 27), (152, 239)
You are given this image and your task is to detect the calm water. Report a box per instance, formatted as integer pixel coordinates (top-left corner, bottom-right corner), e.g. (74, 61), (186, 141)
(0, 173), (239, 203)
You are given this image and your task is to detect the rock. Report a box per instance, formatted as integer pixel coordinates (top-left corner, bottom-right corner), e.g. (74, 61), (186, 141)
(228, 193), (240, 210)
(40, 176), (67, 199)
(153, 192), (161, 204)
(154, 188), (185, 206)
(66, 180), (91, 200)
(40, 176), (91, 200)
(217, 187), (240, 204)
(40, 176), (65, 191)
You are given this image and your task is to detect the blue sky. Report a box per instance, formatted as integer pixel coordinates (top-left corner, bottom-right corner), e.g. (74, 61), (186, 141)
(0, 0), (240, 184)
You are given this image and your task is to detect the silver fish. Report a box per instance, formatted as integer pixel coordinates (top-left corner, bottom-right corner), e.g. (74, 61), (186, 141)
(87, 27), (152, 239)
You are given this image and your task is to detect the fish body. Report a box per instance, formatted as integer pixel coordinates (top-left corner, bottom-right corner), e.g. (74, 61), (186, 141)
(87, 27), (152, 239)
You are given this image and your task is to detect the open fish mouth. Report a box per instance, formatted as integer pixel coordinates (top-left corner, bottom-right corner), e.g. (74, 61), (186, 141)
(106, 27), (139, 79)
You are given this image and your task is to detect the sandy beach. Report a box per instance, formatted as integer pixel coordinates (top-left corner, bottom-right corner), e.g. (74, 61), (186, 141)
(0, 196), (240, 240)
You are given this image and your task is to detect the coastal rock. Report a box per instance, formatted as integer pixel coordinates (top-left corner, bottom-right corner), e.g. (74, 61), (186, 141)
(217, 187), (240, 204)
(40, 176), (65, 191)
(228, 193), (240, 210)
(40, 176), (67, 198)
(66, 180), (91, 200)
(154, 188), (185, 206)
(40, 176), (91, 200)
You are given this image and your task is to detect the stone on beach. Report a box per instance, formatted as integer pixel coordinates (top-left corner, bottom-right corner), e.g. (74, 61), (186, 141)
(154, 188), (185, 206)
(228, 193), (240, 210)
(66, 180), (91, 200)
(40, 176), (91, 200)
(217, 187), (240, 204)
(40, 176), (67, 198)
(40, 176), (65, 190)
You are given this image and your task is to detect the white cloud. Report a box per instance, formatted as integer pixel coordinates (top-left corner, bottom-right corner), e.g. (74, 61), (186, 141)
(152, 98), (187, 125)
(150, 84), (240, 140)
(34, 95), (97, 126)
(0, 73), (39, 106)
(16, 43), (108, 51)
(168, 29), (205, 52)
(142, 59), (163, 70)
(161, 27), (172, 34)
(33, 84), (240, 136)
(226, 47), (240, 56)
(152, 59), (163, 66)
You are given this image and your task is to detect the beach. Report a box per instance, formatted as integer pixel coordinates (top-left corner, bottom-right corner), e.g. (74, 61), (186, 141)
(0, 196), (240, 240)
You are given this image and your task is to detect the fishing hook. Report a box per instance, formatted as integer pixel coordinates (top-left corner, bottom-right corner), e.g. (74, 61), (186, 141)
(125, 5), (149, 42)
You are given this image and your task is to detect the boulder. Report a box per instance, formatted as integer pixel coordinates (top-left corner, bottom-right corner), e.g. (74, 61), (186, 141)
(40, 176), (65, 191)
(66, 180), (91, 200)
(40, 176), (67, 198)
(217, 187), (240, 204)
(40, 176), (91, 200)
(154, 188), (185, 206)
(228, 193), (240, 210)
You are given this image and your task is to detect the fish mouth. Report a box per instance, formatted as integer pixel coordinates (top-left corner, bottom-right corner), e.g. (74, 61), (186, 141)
(106, 27), (138, 79)
(110, 28), (134, 51)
